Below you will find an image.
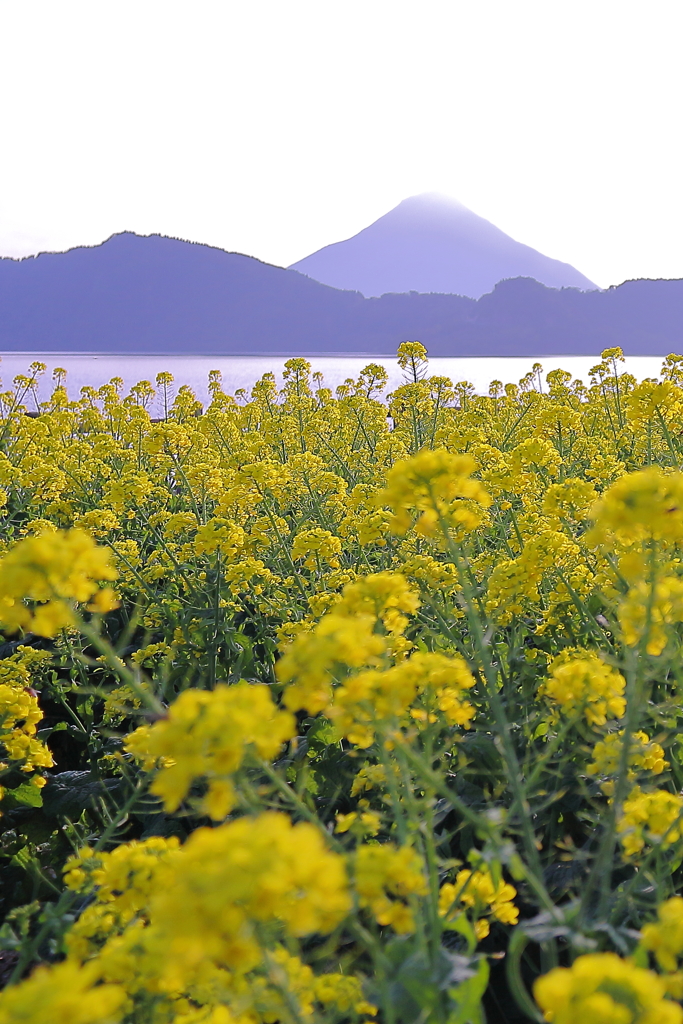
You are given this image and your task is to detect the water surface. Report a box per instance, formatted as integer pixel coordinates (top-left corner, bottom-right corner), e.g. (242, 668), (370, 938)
(0, 353), (670, 413)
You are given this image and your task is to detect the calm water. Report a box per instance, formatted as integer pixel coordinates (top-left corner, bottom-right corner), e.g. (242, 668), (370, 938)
(0, 353), (671, 412)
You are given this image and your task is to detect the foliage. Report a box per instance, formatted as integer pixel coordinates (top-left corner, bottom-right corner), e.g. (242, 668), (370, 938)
(2, 346), (683, 1021)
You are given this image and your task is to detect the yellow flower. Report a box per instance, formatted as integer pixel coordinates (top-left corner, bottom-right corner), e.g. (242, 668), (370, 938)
(439, 866), (518, 940)
(486, 530), (581, 625)
(0, 655), (53, 785)
(618, 787), (683, 859)
(509, 437), (562, 478)
(0, 529), (118, 637)
(193, 518), (245, 559)
(327, 651), (475, 747)
(534, 952), (682, 1024)
(64, 836), (180, 961)
(396, 341), (429, 374)
(335, 810), (381, 837)
(313, 971), (377, 1015)
(6, 813), (352, 1017)
(350, 763), (389, 796)
(626, 379), (683, 432)
(73, 508), (120, 537)
(279, 609), (386, 714)
(333, 572), (421, 634)
(354, 843), (428, 934)
(542, 478), (598, 520)
(618, 576), (683, 656)
(641, 897), (683, 973)
(278, 572), (419, 715)
(0, 959), (127, 1024)
(146, 812), (351, 988)
(587, 730), (667, 793)
(380, 449), (491, 538)
(125, 682), (295, 818)
(540, 654), (626, 726)
(590, 467), (683, 545)
(291, 527), (342, 570)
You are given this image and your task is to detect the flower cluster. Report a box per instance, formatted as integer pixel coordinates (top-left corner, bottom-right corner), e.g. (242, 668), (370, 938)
(380, 450), (491, 539)
(277, 572), (419, 714)
(3, 347), (683, 1021)
(0, 528), (118, 636)
(539, 653), (627, 726)
(590, 466), (683, 545)
(124, 683), (295, 819)
(534, 952), (682, 1024)
(641, 897), (683, 977)
(354, 843), (428, 934)
(3, 812), (355, 1024)
(618, 576), (683, 656)
(439, 866), (519, 939)
(618, 787), (683, 859)
(0, 650), (53, 800)
(0, 960), (127, 1024)
(587, 730), (668, 793)
(327, 650), (475, 747)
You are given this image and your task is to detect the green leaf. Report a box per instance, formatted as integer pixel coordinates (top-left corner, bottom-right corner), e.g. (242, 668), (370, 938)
(9, 846), (33, 870)
(442, 913), (478, 955)
(631, 944), (650, 969)
(448, 957), (490, 1024)
(8, 781), (43, 808)
(306, 717), (341, 747)
(42, 771), (103, 818)
(138, 812), (186, 840)
(37, 721), (67, 741)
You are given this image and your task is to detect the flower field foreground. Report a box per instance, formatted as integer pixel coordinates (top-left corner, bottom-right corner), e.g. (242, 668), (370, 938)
(3, 345), (683, 1022)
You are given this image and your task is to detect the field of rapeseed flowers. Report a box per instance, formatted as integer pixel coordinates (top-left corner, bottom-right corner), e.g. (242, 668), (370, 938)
(3, 343), (683, 1023)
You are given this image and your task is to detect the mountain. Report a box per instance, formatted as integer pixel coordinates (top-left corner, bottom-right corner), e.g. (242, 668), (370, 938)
(0, 233), (368, 355)
(0, 231), (681, 357)
(289, 193), (597, 298)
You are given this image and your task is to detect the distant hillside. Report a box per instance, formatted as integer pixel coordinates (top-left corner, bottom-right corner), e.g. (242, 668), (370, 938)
(0, 232), (681, 356)
(289, 193), (597, 298)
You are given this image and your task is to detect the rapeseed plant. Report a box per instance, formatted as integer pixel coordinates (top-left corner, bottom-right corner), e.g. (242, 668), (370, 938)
(3, 344), (683, 1021)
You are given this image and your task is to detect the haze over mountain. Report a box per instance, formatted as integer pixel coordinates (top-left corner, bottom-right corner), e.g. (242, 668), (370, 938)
(289, 193), (597, 298)
(0, 232), (680, 357)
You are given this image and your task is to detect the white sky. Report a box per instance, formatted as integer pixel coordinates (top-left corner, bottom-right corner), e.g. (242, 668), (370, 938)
(0, 0), (681, 289)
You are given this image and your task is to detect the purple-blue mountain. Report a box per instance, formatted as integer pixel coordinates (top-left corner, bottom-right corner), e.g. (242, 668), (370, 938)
(289, 194), (597, 298)
(0, 231), (682, 356)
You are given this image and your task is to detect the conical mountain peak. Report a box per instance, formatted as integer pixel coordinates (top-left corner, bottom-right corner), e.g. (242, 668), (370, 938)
(289, 194), (596, 298)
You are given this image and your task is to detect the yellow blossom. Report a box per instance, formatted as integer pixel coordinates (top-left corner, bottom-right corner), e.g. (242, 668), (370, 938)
(291, 527), (342, 570)
(439, 866), (519, 940)
(641, 897), (683, 973)
(0, 529), (118, 637)
(327, 651), (475, 747)
(618, 787), (683, 859)
(0, 959), (127, 1024)
(125, 683), (295, 818)
(354, 843), (428, 934)
(590, 466), (683, 545)
(380, 449), (491, 538)
(587, 730), (667, 793)
(540, 654), (626, 726)
(618, 576), (683, 655)
(534, 952), (682, 1024)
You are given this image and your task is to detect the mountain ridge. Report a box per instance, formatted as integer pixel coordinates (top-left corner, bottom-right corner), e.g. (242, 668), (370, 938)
(0, 231), (680, 357)
(289, 193), (597, 298)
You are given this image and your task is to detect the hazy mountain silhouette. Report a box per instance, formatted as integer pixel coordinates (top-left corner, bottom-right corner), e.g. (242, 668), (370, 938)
(289, 193), (597, 298)
(0, 232), (681, 357)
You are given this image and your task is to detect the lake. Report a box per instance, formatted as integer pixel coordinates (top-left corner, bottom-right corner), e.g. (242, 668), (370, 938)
(0, 352), (671, 412)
